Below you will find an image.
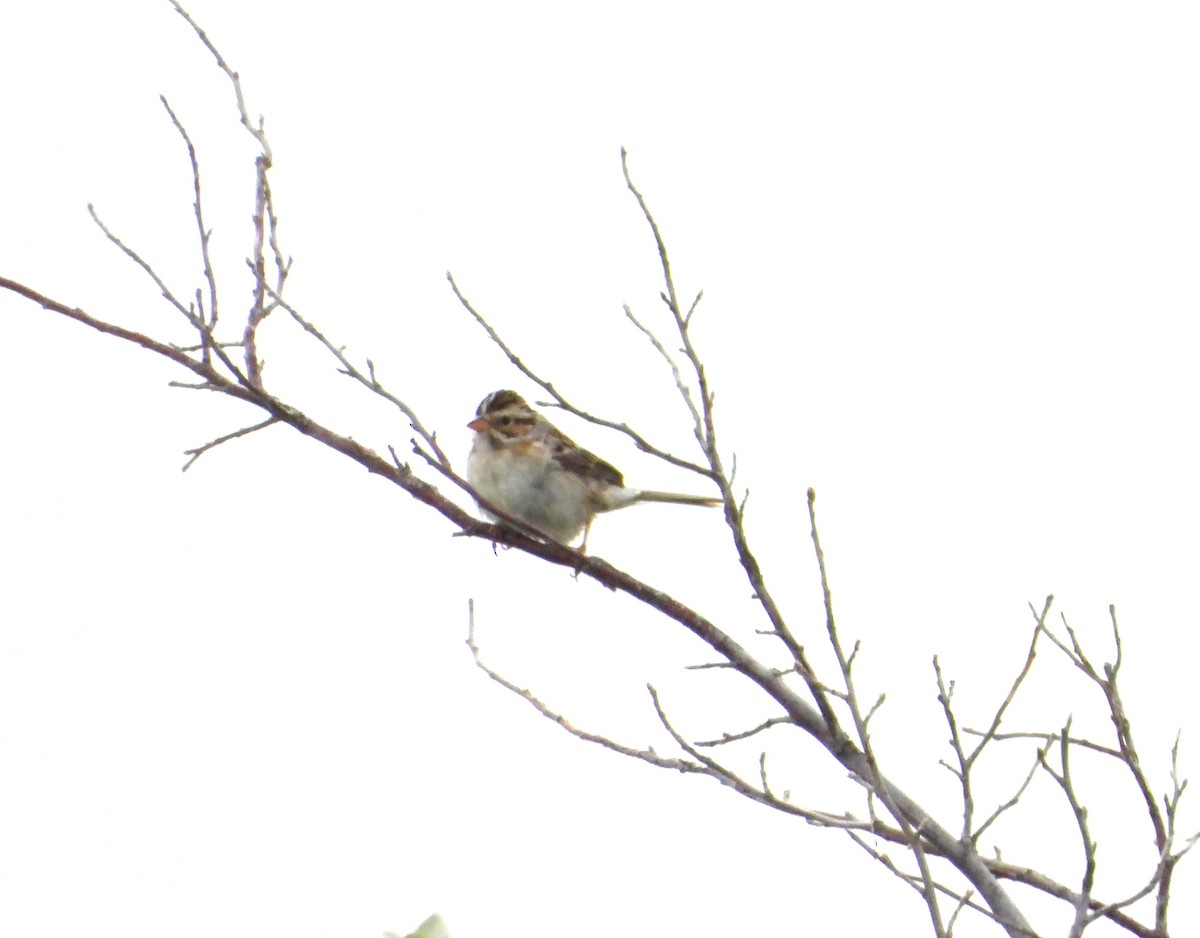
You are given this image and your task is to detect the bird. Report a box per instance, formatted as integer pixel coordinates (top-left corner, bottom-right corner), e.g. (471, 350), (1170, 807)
(466, 389), (720, 547)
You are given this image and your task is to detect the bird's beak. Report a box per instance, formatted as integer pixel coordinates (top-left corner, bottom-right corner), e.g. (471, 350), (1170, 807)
(467, 417), (489, 432)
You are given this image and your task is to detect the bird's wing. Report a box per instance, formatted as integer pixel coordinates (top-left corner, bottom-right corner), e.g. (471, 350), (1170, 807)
(548, 433), (625, 488)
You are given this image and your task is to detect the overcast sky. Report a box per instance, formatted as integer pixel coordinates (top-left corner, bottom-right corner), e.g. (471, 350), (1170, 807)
(2, 2), (1198, 937)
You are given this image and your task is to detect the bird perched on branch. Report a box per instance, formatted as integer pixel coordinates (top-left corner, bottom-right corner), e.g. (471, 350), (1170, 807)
(467, 389), (720, 547)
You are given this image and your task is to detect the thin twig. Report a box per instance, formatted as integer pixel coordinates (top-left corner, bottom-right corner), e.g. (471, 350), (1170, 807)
(466, 601), (704, 774)
(694, 717), (792, 748)
(87, 204), (200, 328)
(623, 303), (704, 446)
(808, 486), (944, 934)
(1037, 720), (1097, 938)
(848, 834), (1041, 938)
(85, 206), (248, 387)
(167, 0), (280, 388)
(1041, 605), (1178, 931)
(160, 95), (219, 363)
(967, 599), (1050, 763)
(934, 658), (974, 835)
(445, 271), (712, 478)
(182, 417), (278, 470)
(646, 685), (868, 829)
(622, 149), (845, 750)
(960, 729), (1121, 760)
(167, 0), (272, 161)
(972, 745), (1047, 845)
(268, 287), (450, 469)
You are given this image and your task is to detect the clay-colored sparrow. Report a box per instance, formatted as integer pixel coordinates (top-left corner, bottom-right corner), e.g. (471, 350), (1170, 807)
(467, 389), (719, 546)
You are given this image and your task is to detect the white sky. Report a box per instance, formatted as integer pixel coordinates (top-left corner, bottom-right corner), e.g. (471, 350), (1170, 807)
(2, 2), (1198, 937)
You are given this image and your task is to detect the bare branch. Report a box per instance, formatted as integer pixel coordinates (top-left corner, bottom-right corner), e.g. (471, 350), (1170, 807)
(847, 834), (1039, 938)
(961, 729), (1121, 760)
(945, 888), (975, 938)
(967, 599), (1050, 762)
(182, 417), (278, 471)
(622, 302), (704, 445)
(242, 152), (272, 387)
(467, 602), (707, 774)
(971, 745), (1047, 845)
(934, 658), (974, 838)
(87, 202), (250, 391)
(160, 95), (220, 363)
(987, 858), (1162, 938)
(807, 487), (945, 934)
(166, 0), (282, 387)
(1035, 720), (1096, 938)
(269, 287), (450, 469)
(645, 685), (869, 829)
(445, 271), (712, 478)
(694, 717), (792, 748)
(166, 0), (272, 162)
(1040, 605), (1181, 932)
(87, 203), (200, 329)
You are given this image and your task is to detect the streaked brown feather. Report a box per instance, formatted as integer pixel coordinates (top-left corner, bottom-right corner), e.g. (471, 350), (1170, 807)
(476, 389), (526, 417)
(550, 438), (625, 488)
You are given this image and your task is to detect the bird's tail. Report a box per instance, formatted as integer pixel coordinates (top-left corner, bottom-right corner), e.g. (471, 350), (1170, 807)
(602, 489), (722, 511)
(638, 490), (722, 507)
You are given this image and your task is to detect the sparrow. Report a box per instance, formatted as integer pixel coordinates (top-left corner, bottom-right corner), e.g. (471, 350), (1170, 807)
(467, 389), (719, 546)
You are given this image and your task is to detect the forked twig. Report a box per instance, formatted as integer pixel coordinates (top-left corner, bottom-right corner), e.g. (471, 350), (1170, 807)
(446, 271), (712, 478)
(160, 95), (220, 362)
(182, 416), (278, 470)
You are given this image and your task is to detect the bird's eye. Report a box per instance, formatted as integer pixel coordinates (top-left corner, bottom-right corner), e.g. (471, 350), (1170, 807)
(498, 416), (511, 426)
